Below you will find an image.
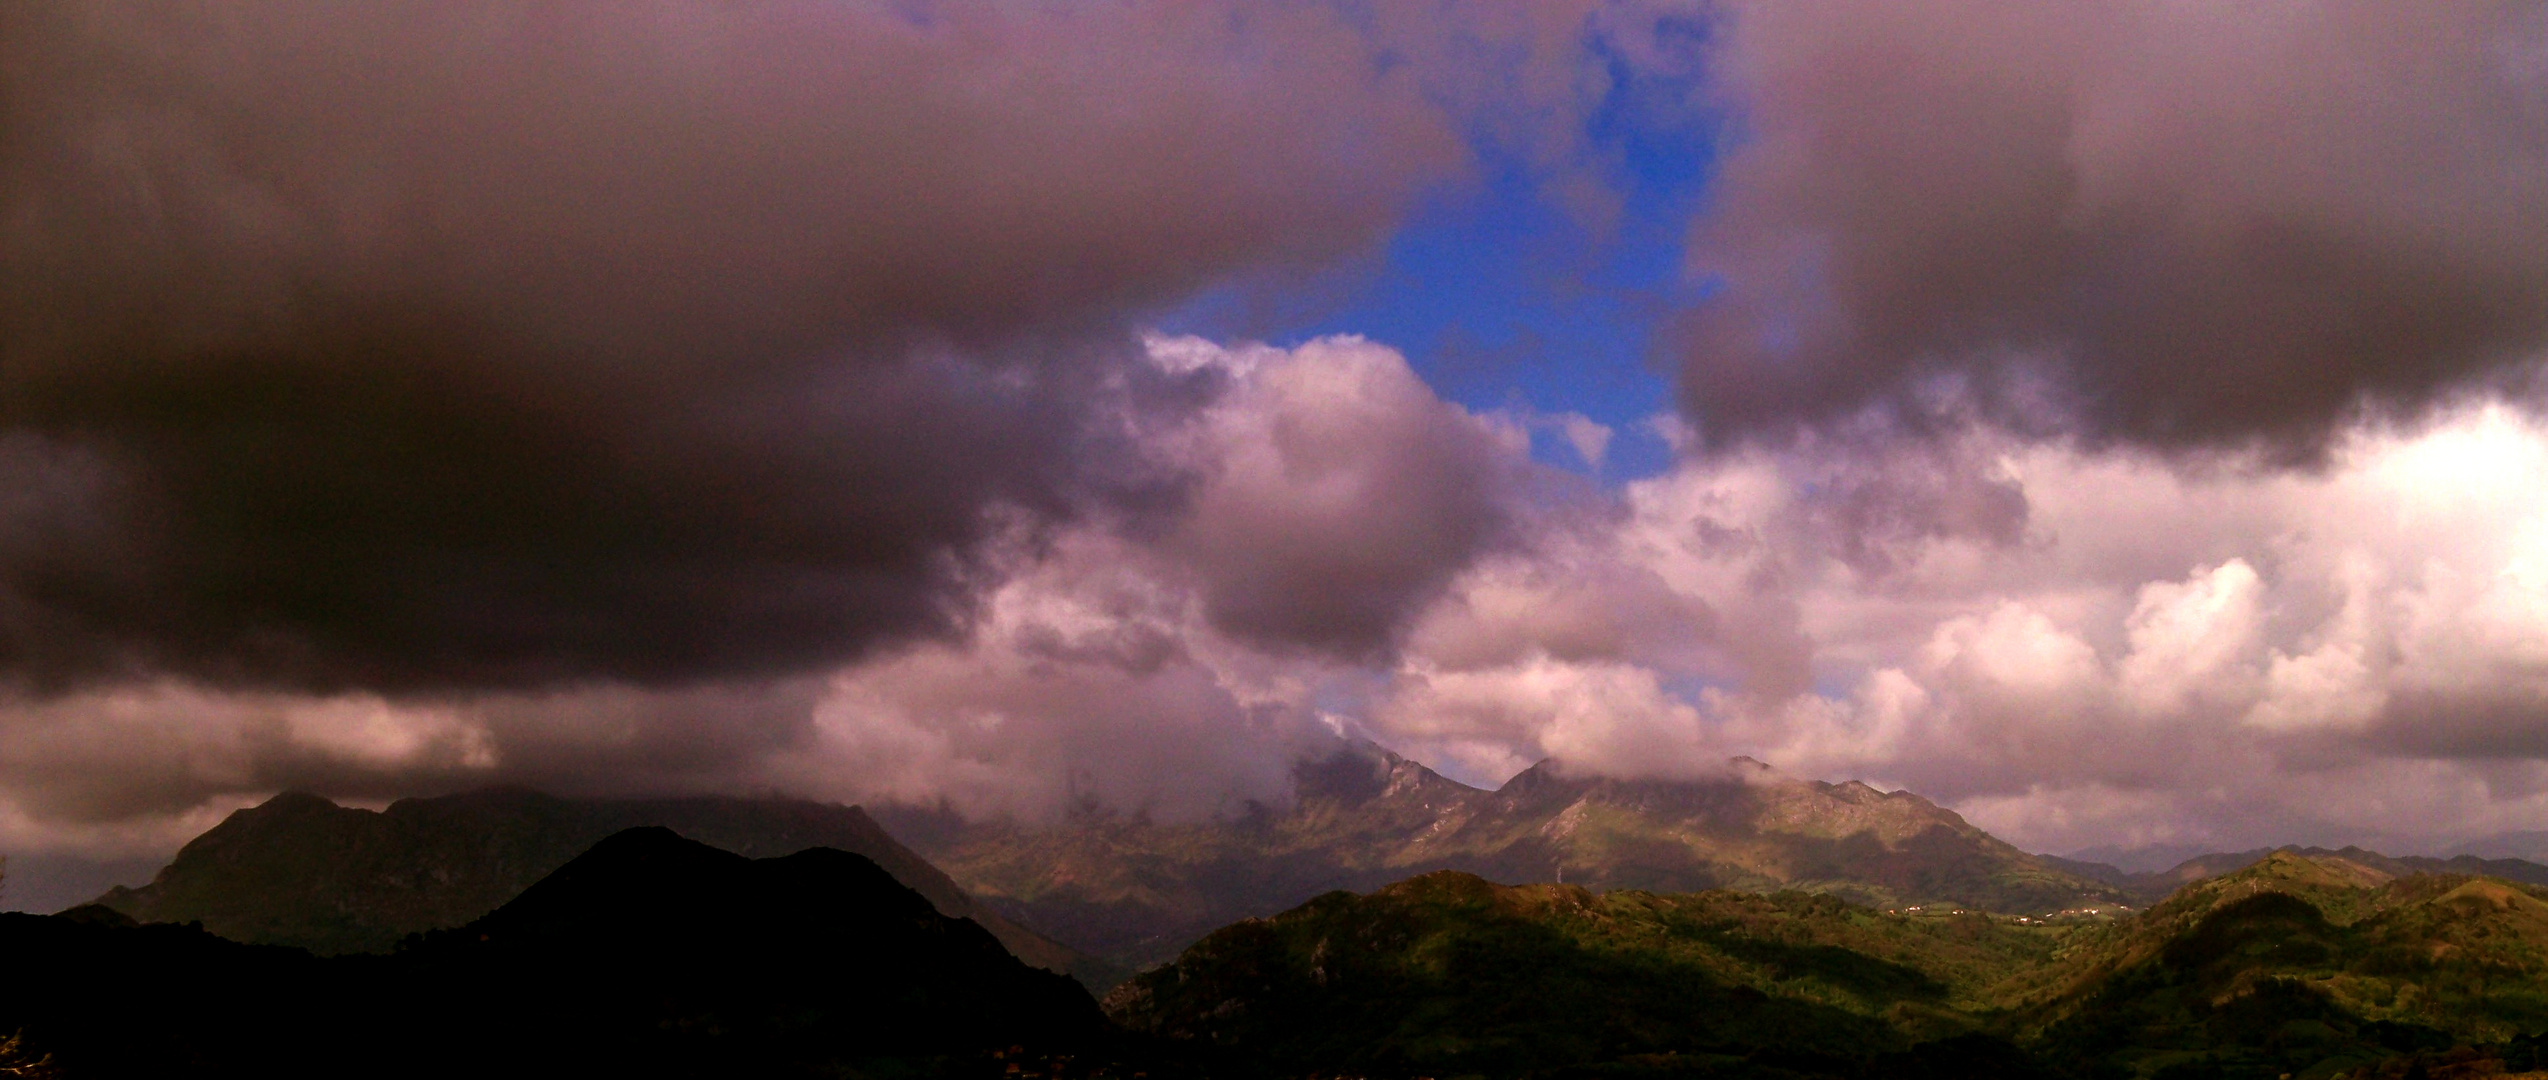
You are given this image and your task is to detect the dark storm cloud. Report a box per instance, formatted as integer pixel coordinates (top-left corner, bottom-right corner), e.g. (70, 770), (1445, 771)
(1679, 1), (2548, 453)
(0, 678), (828, 823)
(0, 1), (1460, 691)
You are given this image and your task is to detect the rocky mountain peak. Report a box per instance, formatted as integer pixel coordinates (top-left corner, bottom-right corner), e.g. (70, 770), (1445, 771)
(901, 745), (2128, 971)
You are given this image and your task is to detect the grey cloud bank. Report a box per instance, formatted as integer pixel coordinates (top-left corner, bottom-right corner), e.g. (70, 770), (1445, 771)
(1681, 0), (2548, 454)
(0, 0), (1454, 691)
(12, 341), (2547, 865)
(5, 1), (2548, 875)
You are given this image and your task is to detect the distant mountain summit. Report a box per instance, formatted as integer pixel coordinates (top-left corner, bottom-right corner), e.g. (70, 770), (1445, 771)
(91, 787), (1079, 973)
(2452, 830), (2548, 864)
(881, 742), (2127, 970)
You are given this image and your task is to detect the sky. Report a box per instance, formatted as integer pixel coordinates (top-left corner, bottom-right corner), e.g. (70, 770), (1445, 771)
(4, 1), (2548, 884)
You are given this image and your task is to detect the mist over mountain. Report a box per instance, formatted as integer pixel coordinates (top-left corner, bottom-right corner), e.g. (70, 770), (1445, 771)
(2451, 832), (2548, 866)
(2062, 844), (2226, 876)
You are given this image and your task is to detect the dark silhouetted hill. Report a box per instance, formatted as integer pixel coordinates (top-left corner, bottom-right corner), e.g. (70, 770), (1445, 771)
(882, 742), (2127, 970)
(402, 826), (1111, 1075)
(2, 828), (1124, 1078)
(89, 786), (1082, 974)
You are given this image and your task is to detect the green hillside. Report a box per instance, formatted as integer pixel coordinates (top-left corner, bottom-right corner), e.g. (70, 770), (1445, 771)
(1109, 852), (2548, 1079)
(1105, 870), (2063, 1077)
(2018, 853), (2548, 1078)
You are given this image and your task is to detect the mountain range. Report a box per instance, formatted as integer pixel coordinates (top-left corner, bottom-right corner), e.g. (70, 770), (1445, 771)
(26, 760), (2548, 1076)
(877, 743), (2131, 970)
(73, 754), (2548, 994)
(89, 786), (1081, 974)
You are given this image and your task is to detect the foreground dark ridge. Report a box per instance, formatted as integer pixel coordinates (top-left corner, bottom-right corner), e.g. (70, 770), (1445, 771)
(90, 786), (1082, 974)
(879, 741), (2131, 969)
(20, 837), (2548, 1078)
(8, 828), (1127, 1078)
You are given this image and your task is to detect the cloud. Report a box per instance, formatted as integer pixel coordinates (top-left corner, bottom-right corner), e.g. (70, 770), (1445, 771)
(0, 677), (826, 827)
(8, 343), (2548, 859)
(1376, 657), (1721, 786)
(8, 2), (2548, 870)
(1346, 0), (1712, 231)
(0, 0), (1460, 692)
(1224, 399), (2541, 853)
(775, 523), (1326, 824)
(0, 334), (1540, 836)
(1148, 335), (1526, 659)
(1678, 0), (2548, 453)
(768, 334), (1540, 815)
(1670, 408), (2548, 850)
(1556, 414), (1615, 470)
